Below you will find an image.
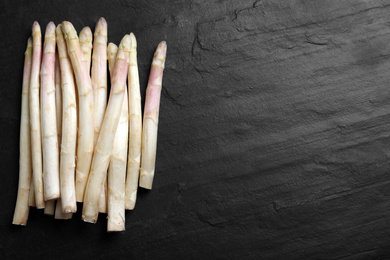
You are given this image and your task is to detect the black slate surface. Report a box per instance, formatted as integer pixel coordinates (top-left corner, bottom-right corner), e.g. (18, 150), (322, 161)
(2, 0), (390, 259)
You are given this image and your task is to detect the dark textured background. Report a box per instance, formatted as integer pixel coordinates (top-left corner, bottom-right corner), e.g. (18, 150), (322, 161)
(2, 0), (390, 259)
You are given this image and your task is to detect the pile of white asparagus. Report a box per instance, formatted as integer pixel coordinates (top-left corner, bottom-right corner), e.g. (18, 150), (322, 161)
(12, 18), (167, 231)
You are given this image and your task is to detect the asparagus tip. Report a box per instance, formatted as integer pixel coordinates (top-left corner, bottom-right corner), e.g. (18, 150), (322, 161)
(158, 41), (167, 52)
(95, 18), (107, 36)
(129, 33), (137, 47)
(61, 21), (72, 34)
(152, 41), (167, 68)
(107, 42), (118, 51)
(32, 21), (41, 33)
(80, 26), (92, 36)
(45, 22), (56, 37)
(118, 34), (132, 53)
(98, 17), (107, 26)
(80, 26), (92, 43)
(47, 21), (55, 29)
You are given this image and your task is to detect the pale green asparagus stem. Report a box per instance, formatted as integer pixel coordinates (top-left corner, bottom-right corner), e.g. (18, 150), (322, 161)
(82, 35), (131, 223)
(30, 22), (45, 208)
(13, 37), (33, 225)
(56, 24), (78, 213)
(41, 22), (60, 200)
(79, 27), (93, 75)
(125, 33), (142, 209)
(62, 21), (94, 203)
(107, 43), (128, 231)
(139, 41), (167, 189)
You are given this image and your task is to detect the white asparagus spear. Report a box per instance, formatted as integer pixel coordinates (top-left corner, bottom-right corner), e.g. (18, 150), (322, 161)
(79, 27), (93, 75)
(107, 43), (128, 231)
(76, 27), (92, 205)
(54, 200), (72, 219)
(91, 18), (109, 210)
(54, 52), (63, 215)
(56, 24), (78, 213)
(13, 38), (33, 225)
(92, 17), (108, 147)
(29, 22), (45, 208)
(41, 22), (60, 200)
(125, 33), (142, 209)
(139, 41), (167, 189)
(82, 35), (131, 223)
(55, 53), (62, 148)
(71, 28), (92, 207)
(44, 200), (55, 215)
(62, 21), (94, 204)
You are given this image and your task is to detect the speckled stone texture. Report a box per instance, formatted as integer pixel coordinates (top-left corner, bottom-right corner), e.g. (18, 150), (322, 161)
(2, 0), (390, 259)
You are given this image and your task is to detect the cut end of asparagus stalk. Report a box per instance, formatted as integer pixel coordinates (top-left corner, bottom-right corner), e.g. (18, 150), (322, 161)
(107, 223), (126, 232)
(63, 206), (77, 213)
(139, 174), (154, 190)
(55, 200), (73, 220)
(44, 199), (56, 215)
(125, 193), (137, 210)
(81, 210), (98, 224)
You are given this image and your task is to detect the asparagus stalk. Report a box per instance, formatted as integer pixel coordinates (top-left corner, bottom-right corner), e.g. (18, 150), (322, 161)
(79, 27), (93, 75)
(29, 22), (45, 208)
(41, 22), (60, 200)
(91, 18), (109, 210)
(61, 21), (94, 204)
(28, 182), (36, 207)
(54, 53), (63, 215)
(107, 43), (128, 231)
(92, 17), (108, 147)
(98, 179), (107, 213)
(55, 54), (62, 145)
(13, 38), (33, 225)
(125, 33), (142, 209)
(56, 24), (78, 213)
(54, 200), (72, 219)
(44, 200), (55, 215)
(139, 41), (167, 189)
(82, 34), (131, 223)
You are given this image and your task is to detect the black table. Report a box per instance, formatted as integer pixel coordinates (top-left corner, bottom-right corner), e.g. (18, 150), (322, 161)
(2, 0), (390, 258)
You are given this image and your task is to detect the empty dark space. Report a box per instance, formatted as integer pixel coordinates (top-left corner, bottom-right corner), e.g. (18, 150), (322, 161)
(1, 0), (390, 259)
